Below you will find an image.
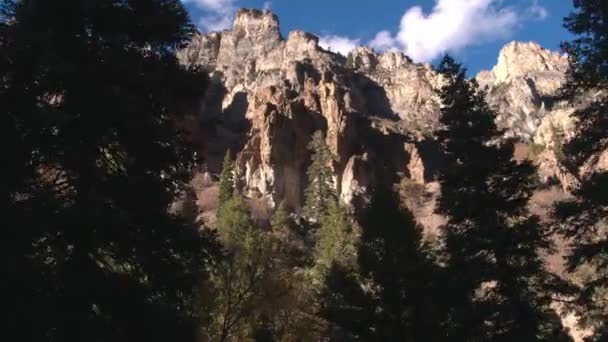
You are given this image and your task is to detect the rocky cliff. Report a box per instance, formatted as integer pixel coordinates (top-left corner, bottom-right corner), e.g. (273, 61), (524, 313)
(179, 8), (579, 214)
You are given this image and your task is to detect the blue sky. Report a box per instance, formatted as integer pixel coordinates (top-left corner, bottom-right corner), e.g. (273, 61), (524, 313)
(181, 0), (574, 74)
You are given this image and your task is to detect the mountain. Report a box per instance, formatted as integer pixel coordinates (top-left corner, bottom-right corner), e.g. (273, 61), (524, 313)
(178, 8), (581, 215)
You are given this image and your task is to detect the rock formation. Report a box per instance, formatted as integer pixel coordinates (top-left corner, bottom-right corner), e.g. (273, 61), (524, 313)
(179, 8), (583, 215)
(179, 9), (430, 211)
(477, 41), (570, 140)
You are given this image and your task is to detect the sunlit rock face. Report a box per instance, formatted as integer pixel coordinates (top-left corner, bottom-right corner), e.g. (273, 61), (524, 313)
(178, 9), (429, 210)
(179, 9), (589, 212)
(476, 41), (570, 141)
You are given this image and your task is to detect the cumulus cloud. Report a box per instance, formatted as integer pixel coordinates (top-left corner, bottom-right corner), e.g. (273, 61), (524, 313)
(370, 0), (519, 62)
(369, 31), (397, 52)
(526, 0), (548, 20)
(183, 0), (238, 32)
(263, 1), (272, 11)
(319, 35), (361, 56)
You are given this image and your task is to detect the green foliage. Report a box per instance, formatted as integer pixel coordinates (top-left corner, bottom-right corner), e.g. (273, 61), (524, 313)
(204, 194), (267, 340)
(203, 195), (321, 341)
(345, 52), (354, 69)
(0, 1), (212, 341)
(271, 201), (290, 234)
(434, 56), (571, 341)
(321, 184), (446, 340)
(219, 150), (236, 207)
(312, 199), (357, 286)
(217, 195), (255, 248)
(303, 130), (336, 221)
(561, 0), (608, 94)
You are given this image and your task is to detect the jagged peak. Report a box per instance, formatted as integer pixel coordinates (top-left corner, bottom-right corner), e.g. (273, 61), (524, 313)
(478, 40), (568, 84)
(232, 8), (280, 35)
(501, 41), (546, 53)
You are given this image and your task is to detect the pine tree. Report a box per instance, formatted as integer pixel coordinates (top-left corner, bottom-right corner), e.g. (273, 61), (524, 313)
(303, 130), (336, 221)
(345, 52), (354, 69)
(312, 199), (357, 286)
(271, 200), (291, 236)
(0, 1), (211, 341)
(271, 201), (289, 230)
(216, 195), (255, 248)
(209, 195), (272, 341)
(321, 183), (446, 341)
(434, 56), (570, 341)
(210, 195), (320, 341)
(219, 150), (236, 207)
(561, 0), (608, 95)
(553, 2), (608, 340)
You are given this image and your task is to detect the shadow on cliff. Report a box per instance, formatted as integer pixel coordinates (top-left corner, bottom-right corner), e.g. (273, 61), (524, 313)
(194, 74), (252, 174)
(348, 70), (400, 121)
(344, 114), (444, 211)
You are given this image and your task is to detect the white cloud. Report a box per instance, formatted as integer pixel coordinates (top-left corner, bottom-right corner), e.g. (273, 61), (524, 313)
(183, 0), (238, 32)
(263, 1), (272, 11)
(370, 0), (519, 62)
(319, 35), (361, 55)
(370, 31), (397, 51)
(527, 0), (548, 20)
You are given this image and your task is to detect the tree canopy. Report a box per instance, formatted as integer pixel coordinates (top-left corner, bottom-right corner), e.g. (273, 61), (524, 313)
(1, 1), (211, 340)
(435, 56), (570, 341)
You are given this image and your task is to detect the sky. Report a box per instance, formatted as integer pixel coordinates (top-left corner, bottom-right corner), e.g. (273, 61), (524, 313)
(181, 0), (574, 74)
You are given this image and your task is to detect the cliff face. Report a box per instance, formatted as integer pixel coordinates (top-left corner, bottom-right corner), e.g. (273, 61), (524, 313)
(179, 9), (432, 210)
(477, 41), (571, 140)
(178, 8), (579, 211)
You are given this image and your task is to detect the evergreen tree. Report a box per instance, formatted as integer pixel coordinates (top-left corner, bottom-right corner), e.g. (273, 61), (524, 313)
(434, 56), (570, 341)
(312, 199), (357, 286)
(561, 0), (608, 95)
(0, 1), (211, 341)
(216, 195), (255, 248)
(208, 196), (320, 341)
(219, 150), (236, 207)
(345, 52), (354, 69)
(553, 2), (608, 340)
(271, 200), (291, 235)
(303, 130), (336, 221)
(206, 195), (271, 341)
(321, 183), (445, 341)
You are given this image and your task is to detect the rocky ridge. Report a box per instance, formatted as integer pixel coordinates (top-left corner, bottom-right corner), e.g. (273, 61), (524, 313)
(179, 8), (579, 214)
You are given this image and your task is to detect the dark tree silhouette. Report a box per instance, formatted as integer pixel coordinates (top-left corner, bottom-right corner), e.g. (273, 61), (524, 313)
(1, 1), (211, 341)
(434, 56), (571, 341)
(553, 1), (608, 340)
(321, 183), (445, 341)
